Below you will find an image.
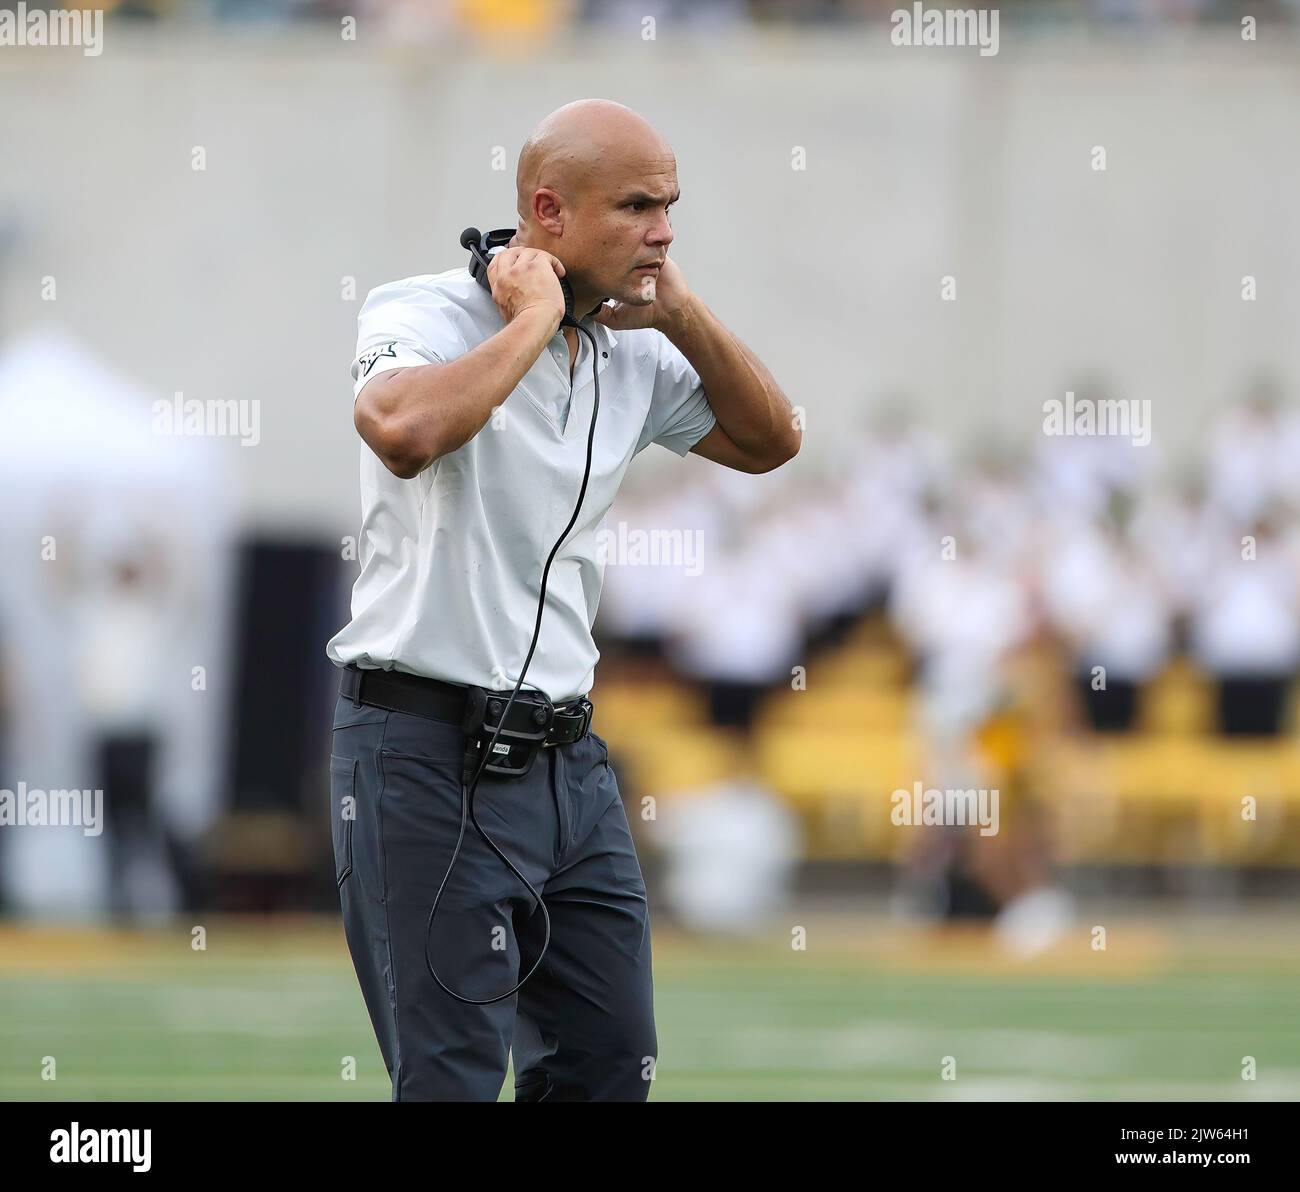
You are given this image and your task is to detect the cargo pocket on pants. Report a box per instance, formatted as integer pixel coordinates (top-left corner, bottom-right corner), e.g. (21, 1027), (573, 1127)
(329, 753), (357, 887)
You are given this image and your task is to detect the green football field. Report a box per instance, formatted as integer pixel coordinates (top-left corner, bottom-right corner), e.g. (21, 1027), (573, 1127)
(2, 911), (1298, 1101)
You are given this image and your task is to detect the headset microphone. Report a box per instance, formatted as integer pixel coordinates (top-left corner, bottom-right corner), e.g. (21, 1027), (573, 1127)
(424, 227), (602, 1005)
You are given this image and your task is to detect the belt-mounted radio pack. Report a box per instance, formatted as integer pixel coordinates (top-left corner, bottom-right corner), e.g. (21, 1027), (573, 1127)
(459, 685), (594, 784)
(422, 228), (604, 1007)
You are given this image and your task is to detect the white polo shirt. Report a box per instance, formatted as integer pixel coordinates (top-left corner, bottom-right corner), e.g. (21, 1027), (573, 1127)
(326, 266), (717, 702)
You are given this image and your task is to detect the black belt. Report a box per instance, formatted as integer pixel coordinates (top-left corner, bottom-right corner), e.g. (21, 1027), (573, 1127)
(339, 663), (593, 748)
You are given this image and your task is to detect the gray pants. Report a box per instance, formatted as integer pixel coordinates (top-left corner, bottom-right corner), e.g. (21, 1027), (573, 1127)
(329, 692), (657, 1101)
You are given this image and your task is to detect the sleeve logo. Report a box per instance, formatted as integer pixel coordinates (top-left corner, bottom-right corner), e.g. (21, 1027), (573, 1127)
(357, 341), (398, 377)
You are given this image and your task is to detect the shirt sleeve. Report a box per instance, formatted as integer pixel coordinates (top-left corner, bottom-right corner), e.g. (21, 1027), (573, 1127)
(351, 278), (471, 400)
(635, 332), (718, 457)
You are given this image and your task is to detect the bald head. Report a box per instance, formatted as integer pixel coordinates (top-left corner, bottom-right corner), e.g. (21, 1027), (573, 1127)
(513, 99), (680, 317)
(516, 100), (671, 218)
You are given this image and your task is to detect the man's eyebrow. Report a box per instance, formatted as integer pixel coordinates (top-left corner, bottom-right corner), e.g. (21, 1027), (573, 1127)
(620, 189), (681, 204)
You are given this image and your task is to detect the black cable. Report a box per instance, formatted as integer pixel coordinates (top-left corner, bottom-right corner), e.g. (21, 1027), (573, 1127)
(425, 320), (601, 1005)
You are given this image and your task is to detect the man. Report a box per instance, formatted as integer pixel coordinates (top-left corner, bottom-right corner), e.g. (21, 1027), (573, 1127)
(326, 98), (799, 1102)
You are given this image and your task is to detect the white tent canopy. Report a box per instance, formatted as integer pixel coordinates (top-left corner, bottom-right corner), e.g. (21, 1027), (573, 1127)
(0, 328), (237, 919)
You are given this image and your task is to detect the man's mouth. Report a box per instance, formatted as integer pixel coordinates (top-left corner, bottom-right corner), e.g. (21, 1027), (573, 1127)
(634, 262), (663, 272)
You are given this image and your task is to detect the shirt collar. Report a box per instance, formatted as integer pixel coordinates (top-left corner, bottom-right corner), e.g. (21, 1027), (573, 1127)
(584, 316), (617, 358)
(558, 312), (617, 359)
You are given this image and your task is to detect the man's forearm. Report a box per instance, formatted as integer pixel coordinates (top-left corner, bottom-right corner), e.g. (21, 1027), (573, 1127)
(662, 297), (800, 464)
(357, 306), (560, 478)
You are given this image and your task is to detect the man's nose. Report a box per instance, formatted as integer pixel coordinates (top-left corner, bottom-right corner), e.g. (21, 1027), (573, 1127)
(649, 213), (673, 247)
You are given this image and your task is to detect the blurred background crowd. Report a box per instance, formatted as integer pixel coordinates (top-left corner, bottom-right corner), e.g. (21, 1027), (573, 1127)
(601, 373), (1300, 744)
(592, 375), (1300, 947)
(50, 0), (1300, 32)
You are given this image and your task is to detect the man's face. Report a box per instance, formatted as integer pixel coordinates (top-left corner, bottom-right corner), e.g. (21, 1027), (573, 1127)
(567, 150), (678, 308)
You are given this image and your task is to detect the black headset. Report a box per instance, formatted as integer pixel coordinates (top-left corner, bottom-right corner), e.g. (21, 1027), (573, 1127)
(462, 226), (579, 326)
(423, 228), (603, 1005)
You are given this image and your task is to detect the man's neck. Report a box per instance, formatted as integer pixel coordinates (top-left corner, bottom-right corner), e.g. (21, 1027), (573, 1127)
(513, 231), (603, 324)
(563, 287), (605, 326)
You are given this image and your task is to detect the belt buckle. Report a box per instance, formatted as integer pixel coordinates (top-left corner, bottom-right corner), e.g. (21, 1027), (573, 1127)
(545, 698), (592, 748)
(543, 699), (564, 749)
(563, 698), (592, 744)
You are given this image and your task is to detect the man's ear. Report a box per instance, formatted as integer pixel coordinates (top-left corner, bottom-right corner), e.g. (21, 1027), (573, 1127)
(533, 189), (565, 236)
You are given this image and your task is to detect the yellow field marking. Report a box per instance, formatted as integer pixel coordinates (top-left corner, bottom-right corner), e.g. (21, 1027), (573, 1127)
(3, 913), (1297, 979)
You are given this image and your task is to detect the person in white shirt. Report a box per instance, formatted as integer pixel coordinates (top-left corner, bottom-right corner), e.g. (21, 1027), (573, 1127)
(1189, 510), (1300, 734)
(326, 98), (799, 1102)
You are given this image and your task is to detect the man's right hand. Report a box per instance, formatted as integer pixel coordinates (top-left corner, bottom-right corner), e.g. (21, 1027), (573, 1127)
(357, 249), (572, 478)
(486, 246), (567, 329)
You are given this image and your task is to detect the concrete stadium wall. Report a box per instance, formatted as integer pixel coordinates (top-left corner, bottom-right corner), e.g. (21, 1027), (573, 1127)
(1, 27), (1298, 532)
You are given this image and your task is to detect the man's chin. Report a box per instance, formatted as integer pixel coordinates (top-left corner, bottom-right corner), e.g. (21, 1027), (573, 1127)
(621, 278), (657, 305)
